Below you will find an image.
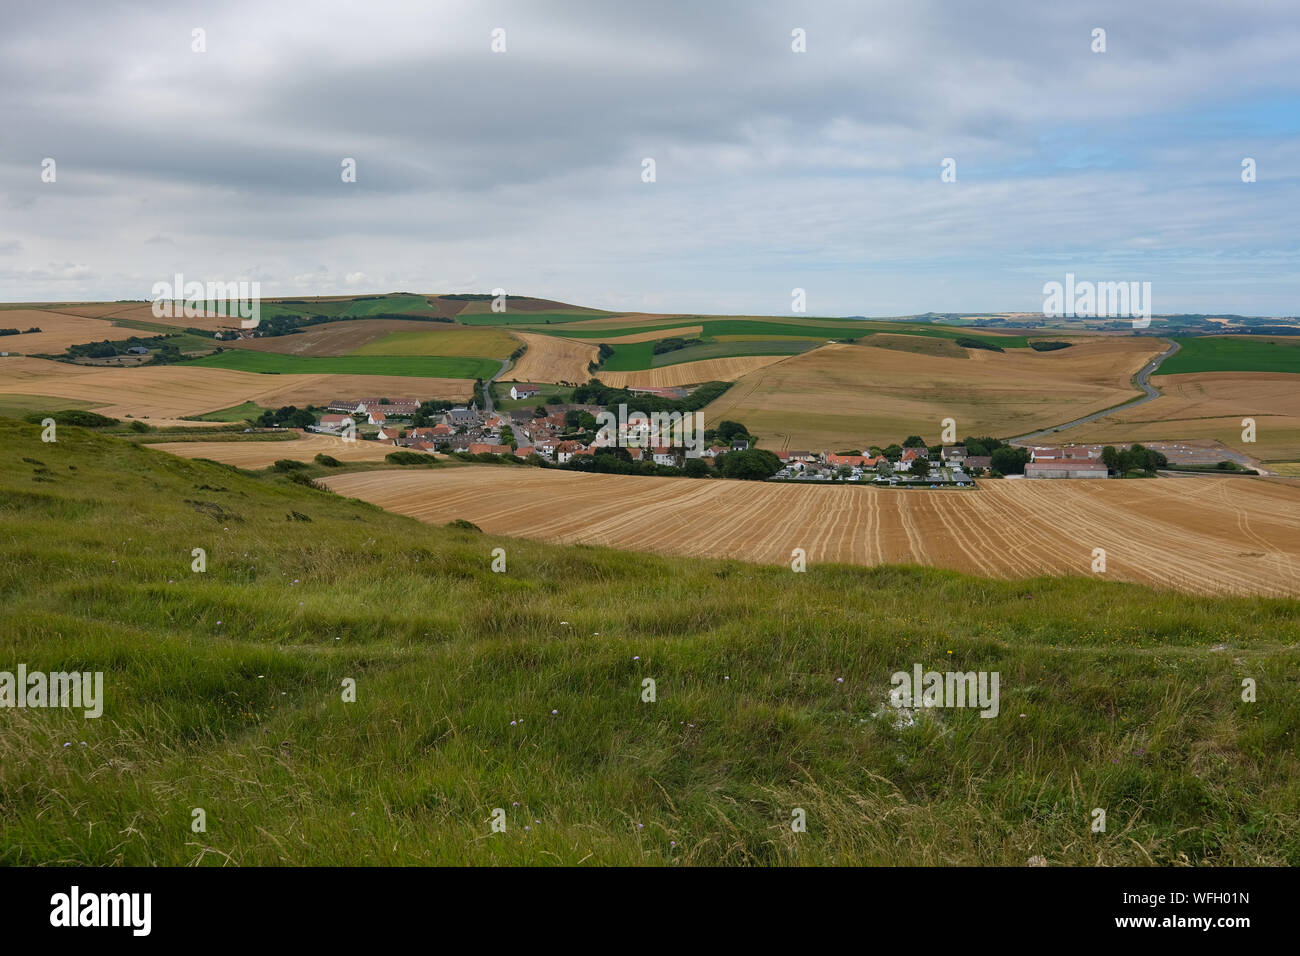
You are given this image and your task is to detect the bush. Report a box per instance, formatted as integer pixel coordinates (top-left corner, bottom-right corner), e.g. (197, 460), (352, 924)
(446, 519), (482, 532)
(1030, 340), (1073, 352)
(271, 459), (308, 471)
(128, 420), (151, 433)
(314, 454), (342, 467)
(385, 451), (431, 465)
(956, 337), (1004, 352)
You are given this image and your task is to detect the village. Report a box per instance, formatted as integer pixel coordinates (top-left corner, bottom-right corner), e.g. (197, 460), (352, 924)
(302, 391), (1134, 482)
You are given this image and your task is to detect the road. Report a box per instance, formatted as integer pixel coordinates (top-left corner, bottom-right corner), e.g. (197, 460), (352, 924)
(481, 358), (511, 415)
(1009, 338), (1180, 444)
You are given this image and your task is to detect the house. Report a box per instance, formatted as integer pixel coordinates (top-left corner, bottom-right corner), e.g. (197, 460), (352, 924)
(468, 443), (511, 456)
(626, 447), (645, 461)
(317, 414), (352, 431)
(896, 447), (928, 471)
(367, 410), (388, 426)
(554, 440), (585, 464)
(445, 406), (482, 428)
(826, 453), (880, 468)
(1030, 445), (1098, 462)
(941, 445), (967, 464)
(782, 450), (817, 463)
(328, 400), (360, 414)
(126, 345), (150, 355)
(376, 425), (404, 442)
(509, 385), (540, 401)
(514, 445), (535, 458)
(730, 439), (751, 451)
(652, 446), (679, 466)
(964, 455), (992, 473)
(1024, 460), (1109, 479)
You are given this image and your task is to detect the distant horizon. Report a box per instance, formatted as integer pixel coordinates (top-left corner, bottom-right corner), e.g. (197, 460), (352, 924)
(0, 291), (1293, 323)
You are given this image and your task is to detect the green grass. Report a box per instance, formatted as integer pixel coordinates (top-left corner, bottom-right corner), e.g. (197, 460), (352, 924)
(455, 310), (610, 327)
(182, 401), (270, 423)
(0, 394), (98, 419)
(1, 418), (1298, 865)
(599, 339), (818, 371)
(183, 350), (498, 380)
(551, 317), (1029, 349)
(1158, 336), (1300, 375)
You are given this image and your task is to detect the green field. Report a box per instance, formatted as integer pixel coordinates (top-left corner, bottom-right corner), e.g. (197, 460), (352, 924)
(0, 393), (98, 419)
(352, 328), (518, 360)
(600, 339), (818, 371)
(183, 401), (270, 422)
(455, 310), (610, 327)
(549, 317), (1030, 349)
(1, 419), (1298, 865)
(184, 350), (498, 380)
(1158, 336), (1300, 375)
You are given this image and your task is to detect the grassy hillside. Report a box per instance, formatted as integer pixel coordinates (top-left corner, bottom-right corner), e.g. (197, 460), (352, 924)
(1, 419), (1298, 865)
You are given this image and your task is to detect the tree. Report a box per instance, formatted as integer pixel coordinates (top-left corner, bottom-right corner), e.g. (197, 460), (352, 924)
(883, 444), (903, 461)
(1101, 446), (1120, 473)
(911, 457), (931, 478)
(990, 446), (1030, 475)
(903, 435), (926, 448)
(717, 420), (750, 442)
(717, 449), (782, 481)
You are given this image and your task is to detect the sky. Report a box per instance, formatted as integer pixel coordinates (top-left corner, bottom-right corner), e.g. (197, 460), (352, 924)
(1, 0), (1297, 316)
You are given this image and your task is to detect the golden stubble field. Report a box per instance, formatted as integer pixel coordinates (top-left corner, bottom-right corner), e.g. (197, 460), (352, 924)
(507, 331), (598, 384)
(319, 466), (1300, 596)
(703, 337), (1163, 451)
(0, 308), (147, 354)
(0, 356), (472, 422)
(1052, 371), (1300, 466)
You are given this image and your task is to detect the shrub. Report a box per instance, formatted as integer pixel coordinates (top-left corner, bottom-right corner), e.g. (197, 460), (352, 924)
(272, 459), (308, 472)
(446, 519), (482, 532)
(1030, 340), (1073, 352)
(314, 454), (342, 467)
(956, 337), (1004, 352)
(385, 451), (431, 465)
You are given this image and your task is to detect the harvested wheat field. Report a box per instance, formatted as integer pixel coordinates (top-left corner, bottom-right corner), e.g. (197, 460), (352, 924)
(0, 357), (472, 420)
(508, 331), (598, 384)
(151, 433), (400, 468)
(1052, 371), (1300, 464)
(0, 309), (146, 353)
(600, 354), (798, 389)
(322, 466), (1300, 596)
(704, 338), (1161, 452)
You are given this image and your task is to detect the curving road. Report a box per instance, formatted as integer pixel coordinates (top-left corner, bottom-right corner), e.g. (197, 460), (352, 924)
(1010, 338), (1180, 444)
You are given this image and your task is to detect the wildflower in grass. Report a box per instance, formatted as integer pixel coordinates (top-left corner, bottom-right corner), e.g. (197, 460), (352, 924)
(551, 709), (558, 715)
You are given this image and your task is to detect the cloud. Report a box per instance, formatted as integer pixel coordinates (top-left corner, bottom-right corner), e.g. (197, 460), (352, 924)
(0, 0), (1297, 312)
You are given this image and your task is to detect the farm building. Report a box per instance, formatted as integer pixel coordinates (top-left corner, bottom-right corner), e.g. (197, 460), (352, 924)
(1024, 460), (1109, 479)
(509, 385), (541, 400)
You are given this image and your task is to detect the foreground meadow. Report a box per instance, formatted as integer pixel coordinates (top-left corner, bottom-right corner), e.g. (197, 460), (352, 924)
(2, 419), (1298, 865)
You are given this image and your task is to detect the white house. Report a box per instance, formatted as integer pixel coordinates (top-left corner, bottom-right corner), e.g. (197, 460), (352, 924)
(510, 385), (540, 401)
